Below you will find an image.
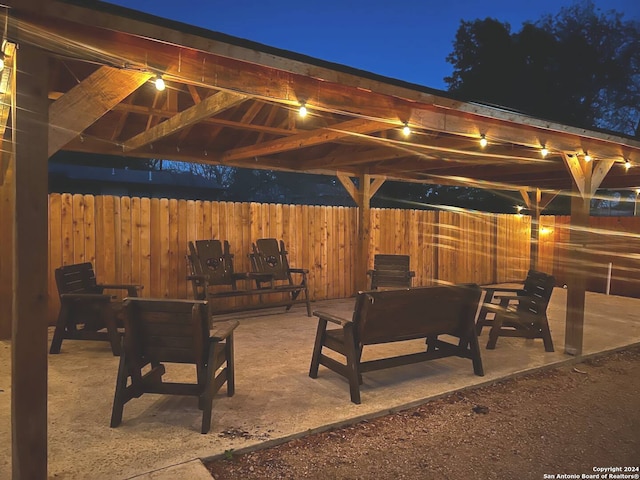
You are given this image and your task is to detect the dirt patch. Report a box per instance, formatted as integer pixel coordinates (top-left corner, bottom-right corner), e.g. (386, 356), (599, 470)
(207, 346), (640, 480)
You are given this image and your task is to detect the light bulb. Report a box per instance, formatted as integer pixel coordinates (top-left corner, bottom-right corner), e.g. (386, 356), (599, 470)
(299, 103), (307, 118)
(541, 147), (548, 158)
(154, 75), (165, 91)
(625, 160), (631, 170)
(402, 123), (410, 137)
(584, 152), (591, 162)
(479, 135), (488, 148)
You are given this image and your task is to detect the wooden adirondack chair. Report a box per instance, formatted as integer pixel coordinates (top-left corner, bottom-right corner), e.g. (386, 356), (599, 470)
(110, 298), (238, 434)
(480, 270), (556, 351)
(367, 254), (415, 289)
(50, 262), (143, 356)
(250, 238), (311, 316)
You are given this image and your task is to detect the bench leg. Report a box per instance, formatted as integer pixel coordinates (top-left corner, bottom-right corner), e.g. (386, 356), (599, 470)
(200, 344), (219, 434)
(343, 326), (361, 404)
(468, 332), (485, 376)
(103, 305), (121, 356)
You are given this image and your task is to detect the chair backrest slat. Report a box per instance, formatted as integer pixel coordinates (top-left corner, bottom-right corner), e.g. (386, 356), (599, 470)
(517, 270), (555, 315)
(253, 238), (291, 282)
(55, 262), (100, 295)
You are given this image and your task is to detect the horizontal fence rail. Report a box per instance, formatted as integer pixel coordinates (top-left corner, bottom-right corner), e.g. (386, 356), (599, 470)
(38, 193), (640, 324)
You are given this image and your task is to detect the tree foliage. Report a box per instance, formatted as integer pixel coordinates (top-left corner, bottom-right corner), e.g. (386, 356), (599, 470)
(445, 0), (640, 135)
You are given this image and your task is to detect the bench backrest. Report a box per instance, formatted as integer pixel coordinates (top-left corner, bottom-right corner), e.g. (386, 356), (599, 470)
(251, 238), (292, 282)
(518, 270), (555, 316)
(55, 262), (101, 296)
(189, 240), (236, 286)
(122, 298), (209, 366)
(353, 284), (482, 345)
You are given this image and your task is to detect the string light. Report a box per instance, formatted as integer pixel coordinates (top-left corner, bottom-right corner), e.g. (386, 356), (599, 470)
(299, 102), (307, 118)
(540, 146), (548, 158)
(154, 75), (165, 91)
(479, 134), (488, 148)
(584, 152), (591, 162)
(625, 160), (631, 170)
(402, 122), (411, 137)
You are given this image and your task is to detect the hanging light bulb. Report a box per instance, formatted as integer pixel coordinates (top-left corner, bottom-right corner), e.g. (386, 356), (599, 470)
(479, 134), (488, 148)
(402, 122), (411, 137)
(299, 102), (307, 118)
(625, 160), (631, 170)
(154, 75), (165, 91)
(541, 146), (549, 158)
(584, 152), (591, 162)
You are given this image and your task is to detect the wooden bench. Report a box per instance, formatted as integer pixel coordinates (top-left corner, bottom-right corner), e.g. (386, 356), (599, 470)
(367, 254), (415, 289)
(309, 284), (484, 404)
(187, 239), (311, 317)
(50, 262), (143, 356)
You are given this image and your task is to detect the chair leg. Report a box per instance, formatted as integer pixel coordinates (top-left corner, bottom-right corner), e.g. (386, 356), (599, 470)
(110, 342), (129, 428)
(540, 316), (555, 352)
(309, 318), (327, 378)
(468, 331), (485, 376)
(50, 303), (70, 354)
(103, 304), (121, 356)
(225, 334), (235, 397)
(486, 314), (504, 350)
(200, 344), (218, 434)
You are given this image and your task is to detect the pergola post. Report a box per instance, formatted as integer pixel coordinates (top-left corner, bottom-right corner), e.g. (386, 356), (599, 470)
(562, 154), (614, 355)
(0, 140), (14, 339)
(336, 172), (385, 291)
(520, 188), (558, 271)
(12, 42), (50, 478)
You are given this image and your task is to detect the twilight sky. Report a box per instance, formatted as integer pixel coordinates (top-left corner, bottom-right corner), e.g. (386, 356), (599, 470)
(107, 0), (640, 91)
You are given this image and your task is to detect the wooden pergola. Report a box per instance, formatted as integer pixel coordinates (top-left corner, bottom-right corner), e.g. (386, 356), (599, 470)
(1, 0), (640, 477)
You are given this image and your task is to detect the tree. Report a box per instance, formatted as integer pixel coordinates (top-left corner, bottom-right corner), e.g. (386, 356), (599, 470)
(445, 1), (640, 135)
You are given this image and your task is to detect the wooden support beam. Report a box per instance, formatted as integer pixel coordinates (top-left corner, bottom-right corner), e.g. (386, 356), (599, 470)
(13, 42), (50, 480)
(220, 118), (389, 163)
(48, 66), (150, 156)
(0, 139), (13, 339)
(357, 172), (372, 292)
(124, 90), (247, 152)
(336, 172), (358, 203)
(370, 176), (386, 197)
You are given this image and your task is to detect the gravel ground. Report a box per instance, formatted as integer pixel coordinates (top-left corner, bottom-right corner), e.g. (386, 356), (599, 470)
(207, 346), (640, 480)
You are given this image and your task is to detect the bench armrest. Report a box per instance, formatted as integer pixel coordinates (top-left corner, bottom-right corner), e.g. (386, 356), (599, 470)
(313, 310), (351, 327)
(209, 320), (239, 340)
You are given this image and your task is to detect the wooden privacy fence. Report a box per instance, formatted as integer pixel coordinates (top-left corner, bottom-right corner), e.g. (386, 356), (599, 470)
(45, 193), (534, 323)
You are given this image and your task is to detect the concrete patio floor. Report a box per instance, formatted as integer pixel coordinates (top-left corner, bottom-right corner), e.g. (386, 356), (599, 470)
(1, 286), (639, 479)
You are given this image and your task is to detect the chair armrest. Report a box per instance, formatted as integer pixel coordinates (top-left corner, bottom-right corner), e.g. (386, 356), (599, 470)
(289, 268), (308, 275)
(60, 293), (113, 303)
(99, 283), (144, 297)
(209, 320), (239, 340)
(313, 310), (351, 327)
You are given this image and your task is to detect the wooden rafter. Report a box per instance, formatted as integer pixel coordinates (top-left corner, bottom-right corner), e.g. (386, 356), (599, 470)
(123, 90), (247, 152)
(220, 118), (389, 163)
(48, 66), (151, 156)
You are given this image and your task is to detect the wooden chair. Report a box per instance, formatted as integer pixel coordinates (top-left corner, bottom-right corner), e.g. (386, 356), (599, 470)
(480, 270), (556, 351)
(367, 254), (415, 289)
(250, 238), (311, 316)
(110, 298), (238, 434)
(50, 262), (143, 356)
